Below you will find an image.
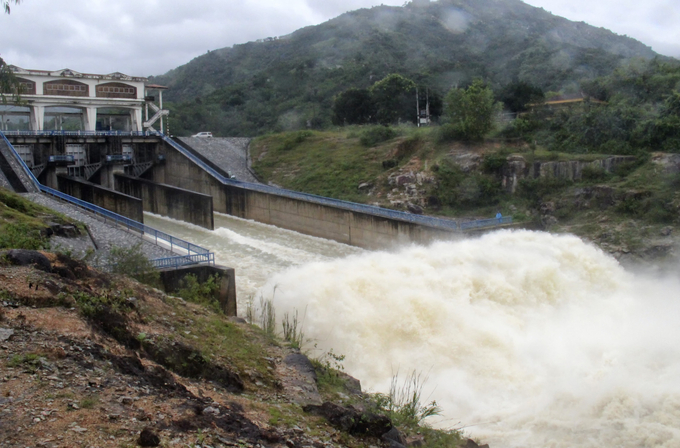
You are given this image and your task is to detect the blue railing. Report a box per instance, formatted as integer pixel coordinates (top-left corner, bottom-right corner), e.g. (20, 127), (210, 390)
(160, 135), (513, 231)
(460, 216), (514, 230)
(3, 130), (513, 231)
(152, 253), (215, 269)
(0, 131), (214, 269)
(40, 185), (212, 258)
(3, 130), (161, 137)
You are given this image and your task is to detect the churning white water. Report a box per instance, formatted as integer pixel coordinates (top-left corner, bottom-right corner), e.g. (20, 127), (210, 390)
(143, 212), (363, 304)
(258, 230), (680, 447)
(145, 213), (680, 446)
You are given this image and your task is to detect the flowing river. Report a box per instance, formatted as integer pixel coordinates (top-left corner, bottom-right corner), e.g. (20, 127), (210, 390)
(145, 212), (680, 447)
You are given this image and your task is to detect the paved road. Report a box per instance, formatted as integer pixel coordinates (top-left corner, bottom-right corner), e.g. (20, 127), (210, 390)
(178, 137), (260, 183)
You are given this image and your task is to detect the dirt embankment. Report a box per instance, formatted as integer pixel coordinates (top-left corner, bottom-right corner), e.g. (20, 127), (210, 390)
(0, 251), (478, 448)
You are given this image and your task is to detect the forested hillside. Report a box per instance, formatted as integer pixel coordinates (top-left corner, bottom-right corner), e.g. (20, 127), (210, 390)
(152, 0), (659, 137)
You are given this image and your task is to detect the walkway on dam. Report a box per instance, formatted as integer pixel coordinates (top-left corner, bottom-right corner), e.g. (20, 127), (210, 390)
(24, 193), (176, 264)
(178, 137), (259, 183)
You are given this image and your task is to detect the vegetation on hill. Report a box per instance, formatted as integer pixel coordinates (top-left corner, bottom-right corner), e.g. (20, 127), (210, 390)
(251, 107), (680, 258)
(154, 0), (659, 137)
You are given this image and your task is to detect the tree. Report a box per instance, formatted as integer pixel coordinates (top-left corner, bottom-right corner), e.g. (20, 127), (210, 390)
(1, 2), (21, 103)
(499, 81), (544, 113)
(3, 0), (19, 14)
(332, 88), (375, 125)
(649, 91), (680, 151)
(0, 56), (20, 104)
(444, 79), (500, 141)
(370, 74), (416, 125)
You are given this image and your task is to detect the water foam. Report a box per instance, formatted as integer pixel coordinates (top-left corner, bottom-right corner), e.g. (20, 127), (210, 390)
(258, 230), (680, 447)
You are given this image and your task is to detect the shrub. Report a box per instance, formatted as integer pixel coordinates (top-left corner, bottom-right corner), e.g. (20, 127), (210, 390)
(177, 273), (221, 313)
(433, 160), (503, 208)
(282, 308), (305, 349)
(481, 150), (510, 175)
(372, 370), (441, 429)
(278, 130), (313, 151)
(613, 159), (643, 177)
(108, 244), (159, 286)
(580, 165), (610, 182)
(518, 177), (572, 205)
(360, 126), (398, 147)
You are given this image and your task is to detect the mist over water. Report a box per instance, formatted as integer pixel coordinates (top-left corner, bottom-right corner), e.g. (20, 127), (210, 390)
(144, 213), (680, 446)
(143, 212), (363, 303)
(258, 230), (680, 447)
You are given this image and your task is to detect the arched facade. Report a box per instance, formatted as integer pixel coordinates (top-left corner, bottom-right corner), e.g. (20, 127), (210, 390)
(5, 67), (149, 131)
(96, 82), (137, 99)
(43, 79), (89, 97)
(15, 78), (36, 95)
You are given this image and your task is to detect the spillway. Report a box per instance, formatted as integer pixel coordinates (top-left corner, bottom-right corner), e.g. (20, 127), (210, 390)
(143, 212), (363, 304)
(145, 213), (680, 447)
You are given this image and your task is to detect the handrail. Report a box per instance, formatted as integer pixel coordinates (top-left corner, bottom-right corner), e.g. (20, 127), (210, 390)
(3, 130), (161, 137)
(4, 130), (513, 231)
(460, 216), (513, 230)
(0, 131), (41, 190)
(161, 135), (514, 231)
(0, 131), (214, 269)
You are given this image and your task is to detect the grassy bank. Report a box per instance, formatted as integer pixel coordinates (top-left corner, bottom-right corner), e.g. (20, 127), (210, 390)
(251, 126), (680, 260)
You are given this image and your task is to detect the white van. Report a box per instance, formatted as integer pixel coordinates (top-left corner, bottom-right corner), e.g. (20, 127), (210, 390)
(192, 132), (213, 138)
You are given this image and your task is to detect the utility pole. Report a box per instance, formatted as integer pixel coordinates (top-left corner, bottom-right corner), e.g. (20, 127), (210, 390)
(415, 87), (431, 127)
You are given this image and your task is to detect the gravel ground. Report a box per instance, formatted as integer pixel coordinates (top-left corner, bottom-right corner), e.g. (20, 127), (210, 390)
(24, 193), (177, 265)
(178, 137), (259, 183)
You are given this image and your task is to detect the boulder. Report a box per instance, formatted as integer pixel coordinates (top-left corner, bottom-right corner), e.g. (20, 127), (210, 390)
(652, 152), (680, 174)
(137, 427), (160, 447)
(407, 203), (424, 215)
(396, 174), (416, 186)
(284, 353), (317, 382)
(302, 402), (392, 438)
(0, 328), (14, 342)
(5, 250), (51, 272)
(382, 427), (407, 445)
(464, 439), (489, 448)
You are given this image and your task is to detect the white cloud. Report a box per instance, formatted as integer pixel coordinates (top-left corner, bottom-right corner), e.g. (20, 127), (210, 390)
(523, 0), (680, 57)
(0, 0), (677, 77)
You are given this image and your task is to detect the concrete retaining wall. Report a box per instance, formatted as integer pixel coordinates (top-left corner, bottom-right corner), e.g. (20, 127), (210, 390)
(244, 190), (455, 249)
(114, 174), (214, 230)
(151, 140), (459, 250)
(152, 140), (459, 249)
(159, 265), (236, 316)
(57, 174), (143, 222)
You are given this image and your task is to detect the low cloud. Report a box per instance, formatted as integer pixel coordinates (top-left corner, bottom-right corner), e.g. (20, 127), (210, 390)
(0, 0), (676, 77)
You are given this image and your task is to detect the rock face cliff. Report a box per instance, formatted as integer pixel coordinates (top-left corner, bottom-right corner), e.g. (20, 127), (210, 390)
(501, 155), (636, 192)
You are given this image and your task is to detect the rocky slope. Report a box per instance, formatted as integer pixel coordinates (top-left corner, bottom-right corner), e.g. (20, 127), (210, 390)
(0, 251), (474, 448)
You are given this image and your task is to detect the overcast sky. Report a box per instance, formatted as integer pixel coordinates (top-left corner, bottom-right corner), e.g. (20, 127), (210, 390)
(1, 0), (678, 77)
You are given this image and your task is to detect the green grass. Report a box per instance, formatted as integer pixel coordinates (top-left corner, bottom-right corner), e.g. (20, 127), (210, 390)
(0, 187), (77, 250)
(172, 303), (274, 384)
(251, 129), (393, 202)
(268, 405), (303, 428)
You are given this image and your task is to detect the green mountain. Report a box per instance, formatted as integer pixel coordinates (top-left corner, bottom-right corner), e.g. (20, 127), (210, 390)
(152, 0), (659, 137)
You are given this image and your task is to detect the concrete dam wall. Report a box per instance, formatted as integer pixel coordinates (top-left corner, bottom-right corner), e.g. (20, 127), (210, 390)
(152, 139), (458, 250)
